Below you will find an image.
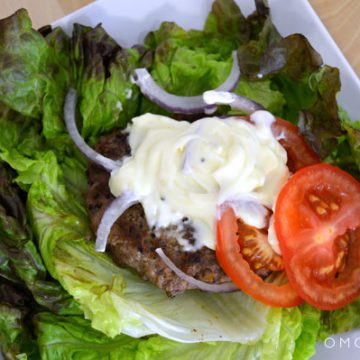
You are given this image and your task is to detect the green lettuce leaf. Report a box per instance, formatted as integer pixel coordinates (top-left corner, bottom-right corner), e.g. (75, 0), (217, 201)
(293, 305), (321, 360)
(35, 312), (139, 360)
(34, 306), (315, 360)
(322, 109), (360, 180)
(143, 0), (267, 97)
(318, 298), (360, 341)
(234, 77), (286, 115)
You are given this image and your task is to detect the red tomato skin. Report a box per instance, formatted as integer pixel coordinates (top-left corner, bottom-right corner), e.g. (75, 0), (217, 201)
(216, 207), (303, 308)
(271, 118), (320, 172)
(275, 163), (360, 310)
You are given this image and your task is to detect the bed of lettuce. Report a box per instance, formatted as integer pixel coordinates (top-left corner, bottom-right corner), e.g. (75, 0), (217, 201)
(0, 0), (360, 359)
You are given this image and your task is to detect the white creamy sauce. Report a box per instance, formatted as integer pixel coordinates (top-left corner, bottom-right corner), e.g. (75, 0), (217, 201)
(109, 111), (289, 251)
(267, 214), (282, 255)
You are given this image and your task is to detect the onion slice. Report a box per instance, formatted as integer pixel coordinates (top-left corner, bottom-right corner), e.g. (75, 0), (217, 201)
(64, 88), (122, 172)
(133, 51), (240, 114)
(96, 192), (138, 252)
(155, 248), (239, 293)
(203, 90), (264, 114)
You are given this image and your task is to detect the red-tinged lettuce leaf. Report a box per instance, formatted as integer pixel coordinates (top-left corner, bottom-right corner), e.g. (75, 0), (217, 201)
(0, 302), (39, 360)
(247, 34), (323, 123)
(41, 27), (74, 141)
(237, 17), (282, 77)
(0, 165), (81, 315)
(297, 66), (343, 158)
(0, 9), (49, 119)
(0, 10), (141, 147)
(71, 24), (142, 141)
(237, 23), (346, 160)
(259, 34), (323, 80)
(204, 0), (250, 46)
(0, 9), (73, 147)
(344, 122), (360, 172)
(324, 109), (360, 180)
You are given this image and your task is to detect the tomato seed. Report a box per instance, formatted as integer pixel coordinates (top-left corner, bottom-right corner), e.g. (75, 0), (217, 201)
(316, 206), (327, 215)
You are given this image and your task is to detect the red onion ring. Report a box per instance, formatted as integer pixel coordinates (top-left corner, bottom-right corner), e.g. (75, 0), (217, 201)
(133, 51), (241, 114)
(96, 192), (138, 252)
(203, 90), (264, 114)
(155, 248), (239, 293)
(64, 88), (122, 172)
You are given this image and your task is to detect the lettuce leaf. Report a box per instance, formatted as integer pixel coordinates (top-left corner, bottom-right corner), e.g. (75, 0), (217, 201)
(34, 307), (312, 360)
(0, 165), (80, 315)
(0, 9), (49, 118)
(318, 298), (360, 341)
(71, 24), (141, 140)
(0, 9), (141, 147)
(234, 77), (286, 116)
(35, 313), (139, 360)
(0, 302), (39, 360)
(293, 305), (322, 360)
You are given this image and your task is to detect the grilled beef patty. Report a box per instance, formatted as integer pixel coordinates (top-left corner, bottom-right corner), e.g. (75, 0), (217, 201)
(85, 130), (230, 296)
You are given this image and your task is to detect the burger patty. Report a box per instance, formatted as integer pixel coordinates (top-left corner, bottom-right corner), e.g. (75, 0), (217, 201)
(85, 129), (230, 297)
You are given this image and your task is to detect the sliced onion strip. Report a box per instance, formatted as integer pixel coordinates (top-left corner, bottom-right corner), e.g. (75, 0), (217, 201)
(155, 248), (239, 293)
(203, 90), (264, 114)
(96, 192), (138, 252)
(64, 88), (122, 172)
(133, 51), (241, 114)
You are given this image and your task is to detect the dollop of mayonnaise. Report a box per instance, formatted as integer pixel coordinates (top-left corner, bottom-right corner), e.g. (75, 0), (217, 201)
(109, 112), (289, 251)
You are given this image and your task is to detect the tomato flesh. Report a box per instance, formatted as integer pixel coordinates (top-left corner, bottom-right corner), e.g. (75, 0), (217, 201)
(237, 218), (284, 275)
(275, 163), (360, 310)
(216, 207), (303, 307)
(271, 118), (320, 172)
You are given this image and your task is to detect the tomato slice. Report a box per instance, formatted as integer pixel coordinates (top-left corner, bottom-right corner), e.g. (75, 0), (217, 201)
(271, 118), (320, 172)
(216, 207), (303, 307)
(275, 163), (360, 310)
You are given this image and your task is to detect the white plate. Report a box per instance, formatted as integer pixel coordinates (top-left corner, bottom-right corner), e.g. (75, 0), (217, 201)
(2, 1), (360, 359)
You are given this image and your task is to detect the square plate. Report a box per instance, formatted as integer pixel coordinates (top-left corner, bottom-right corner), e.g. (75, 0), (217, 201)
(2, 1), (359, 359)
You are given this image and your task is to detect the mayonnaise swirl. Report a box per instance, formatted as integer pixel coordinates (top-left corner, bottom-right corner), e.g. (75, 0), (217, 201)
(109, 111), (289, 250)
